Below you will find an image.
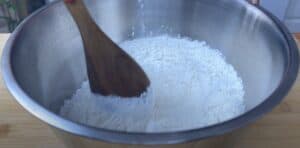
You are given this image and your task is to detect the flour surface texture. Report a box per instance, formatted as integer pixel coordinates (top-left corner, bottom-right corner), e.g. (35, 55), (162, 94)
(60, 35), (245, 132)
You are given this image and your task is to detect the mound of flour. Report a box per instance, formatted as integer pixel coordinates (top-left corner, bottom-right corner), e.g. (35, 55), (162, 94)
(60, 35), (245, 132)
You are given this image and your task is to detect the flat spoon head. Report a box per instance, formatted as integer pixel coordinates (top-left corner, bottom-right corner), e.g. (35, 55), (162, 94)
(64, 0), (150, 97)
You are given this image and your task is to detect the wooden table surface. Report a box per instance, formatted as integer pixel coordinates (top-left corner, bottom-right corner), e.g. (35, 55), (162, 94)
(0, 34), (300, 148)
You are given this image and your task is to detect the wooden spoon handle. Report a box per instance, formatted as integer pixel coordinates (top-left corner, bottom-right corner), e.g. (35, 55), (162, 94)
(64, 0), (109, 93)
(64, 0), (97, 35)
(64, 0), (150, 97)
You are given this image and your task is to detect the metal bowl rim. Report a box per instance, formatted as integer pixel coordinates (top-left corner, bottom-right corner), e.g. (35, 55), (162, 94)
(1, 0), (299, 145)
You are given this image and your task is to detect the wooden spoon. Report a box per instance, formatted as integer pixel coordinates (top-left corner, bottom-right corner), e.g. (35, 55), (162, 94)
(64, 0), (150, 97)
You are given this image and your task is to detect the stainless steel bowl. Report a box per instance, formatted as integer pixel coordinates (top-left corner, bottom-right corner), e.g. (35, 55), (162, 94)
(1, 0), (299, 146)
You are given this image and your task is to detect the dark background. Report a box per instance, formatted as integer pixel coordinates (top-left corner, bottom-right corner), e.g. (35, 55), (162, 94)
(0, 0), (48, 32)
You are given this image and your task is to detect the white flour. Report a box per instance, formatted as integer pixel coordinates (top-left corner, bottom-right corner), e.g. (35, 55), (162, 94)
(60, 35), (245, 132)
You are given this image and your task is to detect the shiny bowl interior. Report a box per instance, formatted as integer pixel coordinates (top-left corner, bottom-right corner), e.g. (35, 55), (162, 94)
(2, 0), (298, 144)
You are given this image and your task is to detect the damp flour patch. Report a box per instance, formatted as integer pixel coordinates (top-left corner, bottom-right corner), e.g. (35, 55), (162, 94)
(60, 35), (245, 132)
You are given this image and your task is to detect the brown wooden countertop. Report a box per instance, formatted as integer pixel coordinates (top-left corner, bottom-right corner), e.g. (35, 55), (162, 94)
(0, 34), (300, 148)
